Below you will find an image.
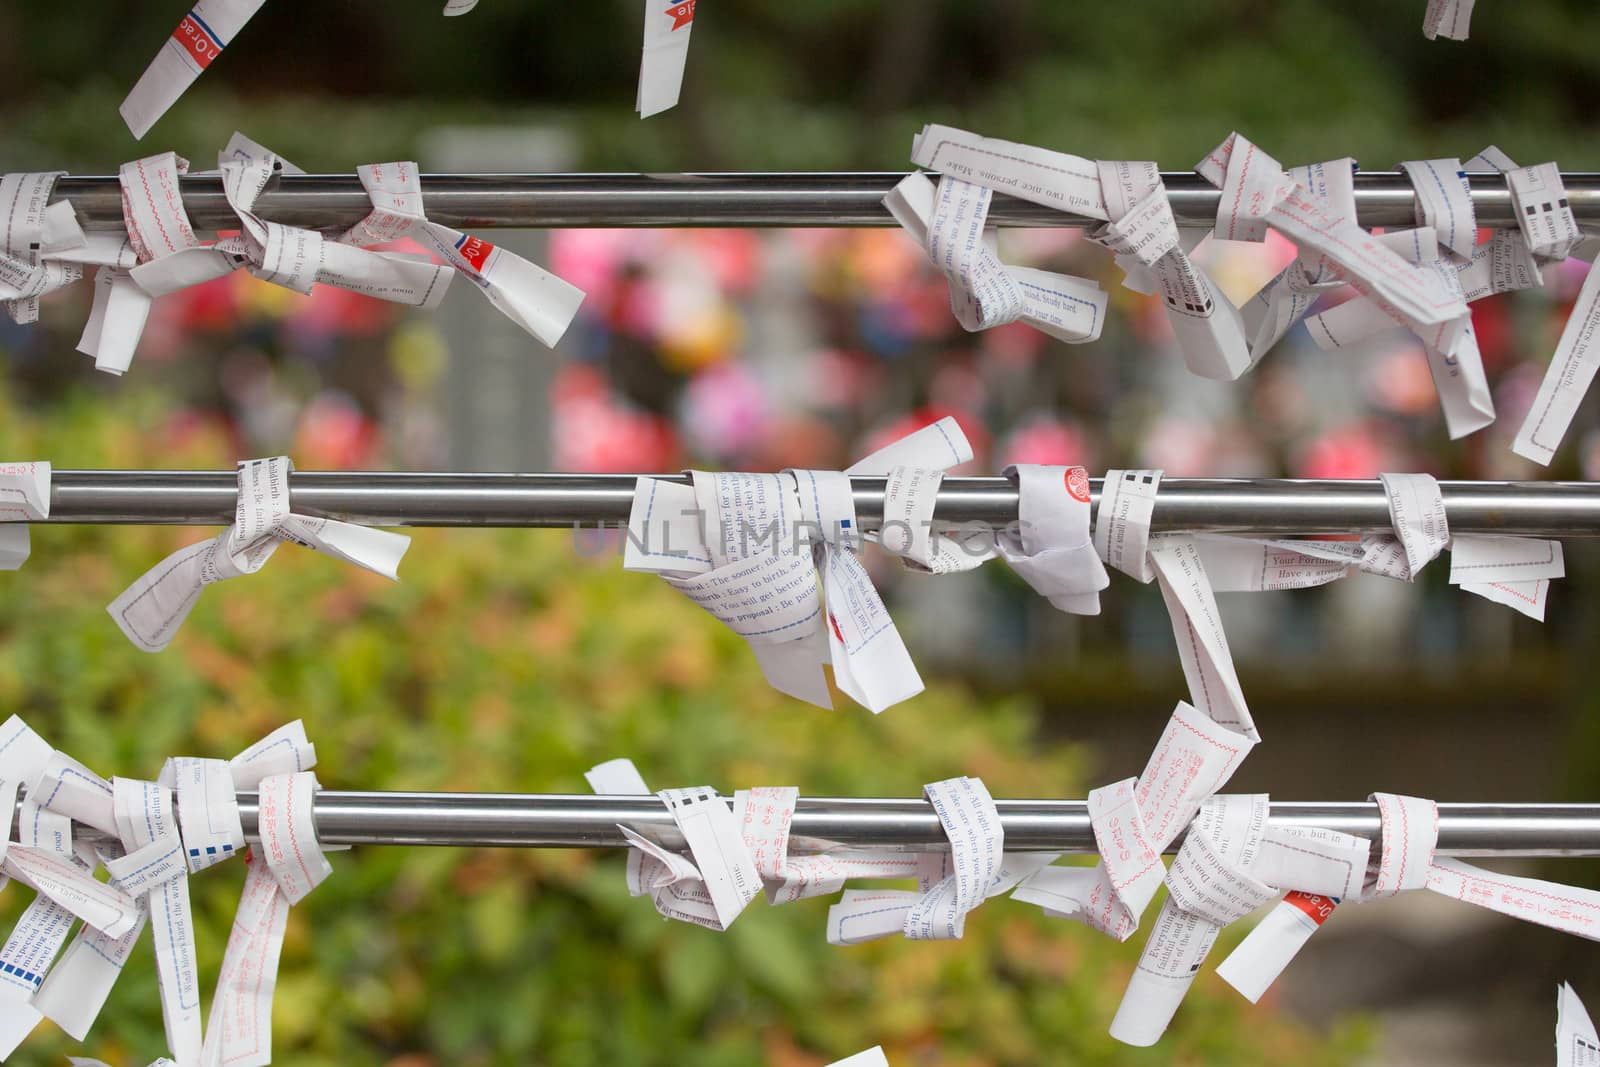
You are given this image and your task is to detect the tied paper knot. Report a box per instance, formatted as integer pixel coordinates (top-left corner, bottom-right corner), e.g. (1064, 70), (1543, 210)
(1196, 132), (1471, 358)
(108, 456), (410, 652)
(0, 715), (332, 1065)
(826, 776), (1008, 945)
(625, 416), (982, 713)
(585, 759), (761, 932)
(994, 463), (1108, 615)
(0, 173), (88, 325)
(1108, 793), (1373, 1047)
(1010, 701), (1257, 940)
(340, 160), (584, 348)
(1219, 789), (1600, 1013)
(884, 153), (1108, 346)
(0, 462), (50, 571)
(127, 134), (455, 314)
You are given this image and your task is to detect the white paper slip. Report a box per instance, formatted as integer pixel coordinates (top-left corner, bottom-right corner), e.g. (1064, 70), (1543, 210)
(826, 777), (1003, 945)
(201, 841), (292, 1067)
(1215, 891), (1340, 1003)
(1508, 163), (1581, 261)
(1379, 473), (1449, 579)
(34, 905), (147, 1042)
(113, 777), (201, 1066)
(1011, 702), (1256, 939)
(910, 124), (1108, 219)
(883, 172), (1106, 345)
(638, 0), (697, 117)
(0, 894), (76, 1058)
(1109, 794), (1271, 1046)
(0, 462), (50, 571)
(1193, 535), (1352, 592)
(167, 756), (247, 871)
(1198, 135), (1470, 350)
(1094, 468), (1161, 582)
(1091, 159), (1249, 380)
(995, 464), (1108, 614)
(3, 846), (140, 938)
(827, 1048), (890, 1067)
(108, 456), (409, 651)
(1426, 859), (1600, 940)
(1148, 537), (1258, 740)
(1449, 534), (1564, 584)
(1513, 257), (1600, 465)
(255, 772), (332, 905)
(121, 0), (271, 138)
(1398, 159), (1476, 261)
(1251, 823), (1370, 899)
(1559, 983), (1600, 1067)
(343, 161), (583, 348)
(1423, 0), (1474, 40)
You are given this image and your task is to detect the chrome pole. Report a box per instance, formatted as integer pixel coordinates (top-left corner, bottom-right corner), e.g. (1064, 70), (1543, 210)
(34, 473), (1600, 537)
(228, 792), (1600, 858)
(48, 172), (1600, 232)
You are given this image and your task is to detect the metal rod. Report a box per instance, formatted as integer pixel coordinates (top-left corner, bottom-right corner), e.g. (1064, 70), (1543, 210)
(49, 172), (1600, 231)
(228, 792), (1600, 858)
(31, 472), (1600, 537)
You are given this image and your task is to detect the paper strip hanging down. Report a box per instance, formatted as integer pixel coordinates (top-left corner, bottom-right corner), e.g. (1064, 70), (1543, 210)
(1091, 468), (1259, 739)
(638, 0), (698, 117)
(0, 462), (50, 571)
(107, 456), (410, 652)
(994, 464), (1109, 614)
(624, 415), (976, 713)
(1216, 791), (1600, 1016)
(1108, 793), (1372, 1046)
(110, 778), (202, 1066)
(1303, 226), (1495, 439)
(1558, 983), (1600, 1067)
(341, 160), (584, 348)
(1423, 0), (1475, 41)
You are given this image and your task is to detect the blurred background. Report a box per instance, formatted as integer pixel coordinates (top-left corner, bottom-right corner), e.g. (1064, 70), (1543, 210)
(4, 1), (1600, 1063)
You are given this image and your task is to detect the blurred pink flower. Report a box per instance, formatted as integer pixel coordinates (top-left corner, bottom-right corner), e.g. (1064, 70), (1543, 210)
(999, 415), (1091, 469)
(553, 395), (678, 472)
(293, 394), (380, 469)
(682, 363), (769, 458)
(1295, 422), (1392, 479)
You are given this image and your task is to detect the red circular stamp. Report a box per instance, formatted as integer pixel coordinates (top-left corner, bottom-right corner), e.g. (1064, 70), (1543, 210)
(1065, 466), (1091, 503)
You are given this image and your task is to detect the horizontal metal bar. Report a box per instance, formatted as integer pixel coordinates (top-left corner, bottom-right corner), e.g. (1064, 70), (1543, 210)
(49, 172), (1600, 231)
(229, 792), (1600, 857)
(32, 472), (1600, 537)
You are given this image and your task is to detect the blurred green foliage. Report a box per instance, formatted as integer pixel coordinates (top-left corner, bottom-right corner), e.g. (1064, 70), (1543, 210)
(6, 1), (1600, 171)
(0, 385), (1369, 1064)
